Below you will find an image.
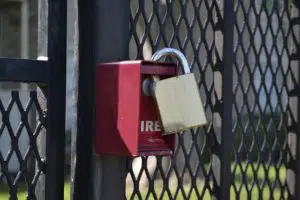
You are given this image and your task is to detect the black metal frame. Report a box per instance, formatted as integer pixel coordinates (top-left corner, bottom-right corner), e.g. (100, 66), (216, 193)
(71, 0), (95, 199)
(45, 0), (67, 199)
(218, 1), (234, 199)
(0, 59), (48, 83)
(72, 1), (130, 200)
(1, 0), (300, 199)
(0, 0), (66, 199)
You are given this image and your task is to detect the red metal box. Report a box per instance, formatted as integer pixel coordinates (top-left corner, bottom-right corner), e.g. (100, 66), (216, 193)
(95, 60), (177, 156)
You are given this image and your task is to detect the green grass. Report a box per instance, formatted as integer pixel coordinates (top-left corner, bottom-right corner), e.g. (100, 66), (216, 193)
(126, 185), (285, 200)
(0, 163), (288, 199)
(0, 181), (70, 200)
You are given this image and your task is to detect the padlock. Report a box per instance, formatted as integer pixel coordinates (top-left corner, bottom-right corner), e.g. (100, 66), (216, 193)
(149, 48), (208, 135)
(95, 60), (177, 157)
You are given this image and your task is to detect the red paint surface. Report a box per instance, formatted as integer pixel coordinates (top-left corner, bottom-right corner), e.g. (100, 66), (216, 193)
(95, 60), (176, 157)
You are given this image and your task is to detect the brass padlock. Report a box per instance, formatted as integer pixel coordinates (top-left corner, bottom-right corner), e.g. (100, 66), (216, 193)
(150, 48), (207, 135)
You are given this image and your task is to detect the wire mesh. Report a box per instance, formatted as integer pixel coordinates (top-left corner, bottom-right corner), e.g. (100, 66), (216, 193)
(126, 0), (299, 199)
(127, 0), (221, 199)
(231, 0), (292, 199)
(0, 89), (46, 200)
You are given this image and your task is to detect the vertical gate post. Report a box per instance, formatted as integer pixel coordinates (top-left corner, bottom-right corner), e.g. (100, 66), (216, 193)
(72, 0), (130, 199)
(46, 0), (67, 199)
(71, 0), (95, 199)
(221, 0), (235, 200)
(212, 0), (234, 199)
(93, 1), (130, 199)
(287, 0), (300, 199)
(220, 1), (234, 200)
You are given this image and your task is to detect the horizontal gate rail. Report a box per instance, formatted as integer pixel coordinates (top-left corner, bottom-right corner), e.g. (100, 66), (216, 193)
(0, 58), (48, 83)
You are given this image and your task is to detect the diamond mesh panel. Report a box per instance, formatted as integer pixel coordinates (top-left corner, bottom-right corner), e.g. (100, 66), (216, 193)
(0, 89), (46, 200)
(127, 0), (299, 199)
(127, 0), (220, 199)
(231, 1), (292, 199)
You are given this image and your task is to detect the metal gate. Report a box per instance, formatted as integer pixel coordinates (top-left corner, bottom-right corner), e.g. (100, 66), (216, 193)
(0, 0), (66, 199)
(126, 0), (300, 199)
(2, 0), (298, 199)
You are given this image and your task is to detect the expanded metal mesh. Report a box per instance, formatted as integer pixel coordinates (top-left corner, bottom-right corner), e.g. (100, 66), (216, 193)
(231, 1), (291, 199)
(0, 89), (45, 200)
(127, 0), (299, 199)
(127, 0), (222, 199)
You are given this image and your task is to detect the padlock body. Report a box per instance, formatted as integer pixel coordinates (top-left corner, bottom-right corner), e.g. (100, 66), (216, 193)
(153, 73), (208, 134)
(95, 60), (176, 156)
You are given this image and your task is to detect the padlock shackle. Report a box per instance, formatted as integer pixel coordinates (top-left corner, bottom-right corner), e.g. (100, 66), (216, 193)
(151, 48), (191, 74)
